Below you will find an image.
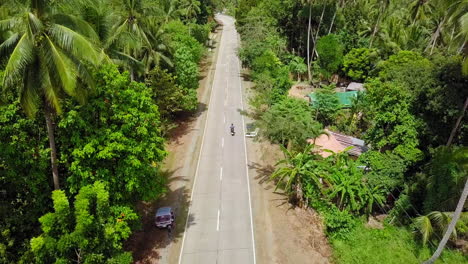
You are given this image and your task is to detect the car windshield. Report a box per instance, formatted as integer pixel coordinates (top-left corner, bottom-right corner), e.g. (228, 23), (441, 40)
(156, 215), (171, 222)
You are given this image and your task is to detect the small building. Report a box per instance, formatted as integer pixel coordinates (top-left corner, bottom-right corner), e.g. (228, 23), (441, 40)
(307, 91), (358, 108)
(346, 82), (365, 92)
(307, 129), (368, 158)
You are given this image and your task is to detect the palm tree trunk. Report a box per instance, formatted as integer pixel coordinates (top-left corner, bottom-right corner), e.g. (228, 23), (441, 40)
(369, 11), (382, 48)
(446, 97), (468, 146)
(427, 17), (445, 55)
(311, 5), (326, 61)
(44, 103), (60, 190)
(328, 3), (338, 34)
(423, 178), (468, 264)
(307, 3), (312, 81)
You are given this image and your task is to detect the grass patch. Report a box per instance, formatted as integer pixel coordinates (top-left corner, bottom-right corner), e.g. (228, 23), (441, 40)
(332, 223), (467, 264)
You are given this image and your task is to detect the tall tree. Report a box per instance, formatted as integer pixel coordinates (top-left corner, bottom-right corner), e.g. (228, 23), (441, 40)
(0, 0), (100, 189)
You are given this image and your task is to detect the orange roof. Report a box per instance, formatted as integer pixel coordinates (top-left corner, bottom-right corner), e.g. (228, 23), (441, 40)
(307, 130), (367, 157)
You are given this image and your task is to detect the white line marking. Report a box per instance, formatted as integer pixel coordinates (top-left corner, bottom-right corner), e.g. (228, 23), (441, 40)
(235, 30), (257, 264)
(217, 209), (220, 231)
(221, 137), (224, 148)
(223, 115), (226, 124)
(220, 167), (223, 180)
(178, 17), (224, 264)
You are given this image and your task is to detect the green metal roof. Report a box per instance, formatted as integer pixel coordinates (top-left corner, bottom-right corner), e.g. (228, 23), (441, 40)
(307, 91), (358, 108)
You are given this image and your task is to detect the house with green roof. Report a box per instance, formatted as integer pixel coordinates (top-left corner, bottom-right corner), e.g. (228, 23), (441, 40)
(306, 90), (359, 108)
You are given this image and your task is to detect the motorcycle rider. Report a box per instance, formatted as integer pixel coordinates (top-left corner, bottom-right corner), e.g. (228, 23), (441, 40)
(230, 123), (235, 134)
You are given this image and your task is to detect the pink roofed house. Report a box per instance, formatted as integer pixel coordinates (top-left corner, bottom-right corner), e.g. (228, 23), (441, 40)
(307, 129), (368, 158)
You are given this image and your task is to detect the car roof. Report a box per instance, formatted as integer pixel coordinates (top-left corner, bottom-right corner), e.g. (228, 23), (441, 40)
(155, 207), (172, 216)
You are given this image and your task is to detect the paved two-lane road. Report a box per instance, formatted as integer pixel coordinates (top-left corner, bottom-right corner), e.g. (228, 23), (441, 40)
(178, 15), (256, 264)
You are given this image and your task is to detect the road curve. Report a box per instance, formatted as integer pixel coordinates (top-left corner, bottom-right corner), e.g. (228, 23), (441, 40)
(178, 15), (256, 264)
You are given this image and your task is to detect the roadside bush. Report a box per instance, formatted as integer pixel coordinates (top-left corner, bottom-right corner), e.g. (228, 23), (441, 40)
(30, 181), (137, 263)
(164, 21), (204, 63)
(189, 23), (211, 44)
(174, 46), (199, 90)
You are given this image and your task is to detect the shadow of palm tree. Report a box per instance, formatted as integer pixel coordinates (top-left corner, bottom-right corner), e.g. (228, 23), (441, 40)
(248, 161), (275, 185)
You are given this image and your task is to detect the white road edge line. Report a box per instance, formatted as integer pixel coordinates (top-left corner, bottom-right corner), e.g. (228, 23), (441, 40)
(221, 137), (224, 148)
(220, 167), (223, 180)
(178, 17), (224, 264)
(235, 28), (257, 264)
(217, 209), (220, 231)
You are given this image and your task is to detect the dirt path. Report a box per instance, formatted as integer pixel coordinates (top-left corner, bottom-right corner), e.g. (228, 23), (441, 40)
(242, 76), (332, 264)
(125, 24), (224, 264)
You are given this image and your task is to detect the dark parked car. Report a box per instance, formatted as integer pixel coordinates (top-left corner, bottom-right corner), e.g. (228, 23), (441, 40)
(155, 207), (175, 228)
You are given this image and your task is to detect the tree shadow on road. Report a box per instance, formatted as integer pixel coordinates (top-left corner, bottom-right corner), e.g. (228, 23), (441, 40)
(125, 168), (195, 264)
(168, 102), (207, 146)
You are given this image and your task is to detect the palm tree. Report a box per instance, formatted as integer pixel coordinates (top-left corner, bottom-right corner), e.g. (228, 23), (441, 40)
(181, 0), (201, 22)
(94, 0), (172, 80)
(0, 0), (100, 190)
(423, 147), (468, 263)
(270, 144), (324, 206)
(369, 0), (390, 48)
(414, 211), (462, 246)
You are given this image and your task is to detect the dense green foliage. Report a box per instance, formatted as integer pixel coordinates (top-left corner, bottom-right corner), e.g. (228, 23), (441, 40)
(342, 48), (378, 81)
(311, 88), (340, 126)
(333, 223), (467, 264)
(237, 0), (468, 261)
(0, 99), (51, 263)
(0, 0), (218, 262)
(146, 67), (198, 118)
(316, 34), (344, 77)
(58, 65), (167, 203)
(260, 98), (322, 148)
(30, 181), (137, 263)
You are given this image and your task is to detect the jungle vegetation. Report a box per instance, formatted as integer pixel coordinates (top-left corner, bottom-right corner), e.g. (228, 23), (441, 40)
(235, 0), (468, 263)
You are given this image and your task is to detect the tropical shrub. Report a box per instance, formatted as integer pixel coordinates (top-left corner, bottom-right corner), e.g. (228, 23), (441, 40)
(288, 56), (307, 81)
(311, 88), (340, 126)
(30, 181), (137, 263)
(342, 48), (379, 81)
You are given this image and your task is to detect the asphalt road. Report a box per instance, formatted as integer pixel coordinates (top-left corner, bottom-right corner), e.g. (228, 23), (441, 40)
(178, 15), (256, 264)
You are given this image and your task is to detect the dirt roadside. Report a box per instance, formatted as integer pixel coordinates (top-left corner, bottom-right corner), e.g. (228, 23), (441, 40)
(242, 75), (332, 263)
(125, 23), (224, 264)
